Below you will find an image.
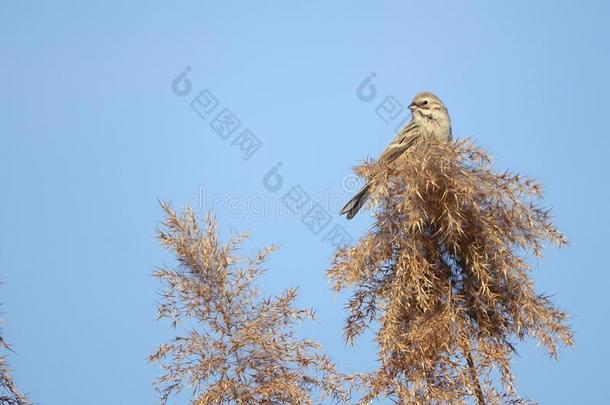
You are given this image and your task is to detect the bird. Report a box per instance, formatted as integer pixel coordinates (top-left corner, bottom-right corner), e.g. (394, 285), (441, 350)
(340, 92), (452, 219)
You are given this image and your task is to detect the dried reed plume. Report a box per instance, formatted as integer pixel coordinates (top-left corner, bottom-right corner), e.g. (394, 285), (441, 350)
(328, 139), (573, 404)
(150, 203), (354, 404)
(0, 294), (30, 405)
(0, 354), (29, 405)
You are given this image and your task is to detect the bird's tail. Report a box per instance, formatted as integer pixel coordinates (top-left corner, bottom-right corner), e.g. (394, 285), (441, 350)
(340, 182), (372, 220)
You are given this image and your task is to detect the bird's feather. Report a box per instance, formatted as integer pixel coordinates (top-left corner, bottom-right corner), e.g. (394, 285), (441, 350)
(340, 182), (372, 220)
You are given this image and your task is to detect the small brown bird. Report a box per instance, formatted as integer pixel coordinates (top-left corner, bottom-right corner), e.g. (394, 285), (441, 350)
(340, 92), (452, 219)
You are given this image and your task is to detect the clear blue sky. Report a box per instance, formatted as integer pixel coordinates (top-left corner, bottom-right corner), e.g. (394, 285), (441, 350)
(1, 1), (609, 404)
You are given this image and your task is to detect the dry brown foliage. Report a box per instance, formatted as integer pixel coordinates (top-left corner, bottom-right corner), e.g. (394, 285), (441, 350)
(150, 203), (355, 405)
(0, 352), (29, 405)
(0, 300), (29, 405)
(328, 139), (573, 404)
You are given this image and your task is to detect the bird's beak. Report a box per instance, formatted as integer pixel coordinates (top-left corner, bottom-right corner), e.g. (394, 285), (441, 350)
(408, 102), (416, 110)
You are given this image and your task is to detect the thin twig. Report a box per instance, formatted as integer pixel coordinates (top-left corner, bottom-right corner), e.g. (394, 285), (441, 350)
(464, 347), (485, 405)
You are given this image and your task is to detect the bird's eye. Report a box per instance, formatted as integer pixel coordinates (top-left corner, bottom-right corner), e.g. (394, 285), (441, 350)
(422, 100), (428, 105)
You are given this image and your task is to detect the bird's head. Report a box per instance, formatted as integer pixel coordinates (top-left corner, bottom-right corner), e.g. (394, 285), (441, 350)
(408, 92), (449, 121)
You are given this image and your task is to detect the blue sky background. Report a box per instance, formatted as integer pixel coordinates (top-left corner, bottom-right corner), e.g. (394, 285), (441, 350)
(1, 1), (609, 404)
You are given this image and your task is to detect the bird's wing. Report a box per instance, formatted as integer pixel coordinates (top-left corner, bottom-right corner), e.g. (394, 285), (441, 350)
(378, 121), (422, 165)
